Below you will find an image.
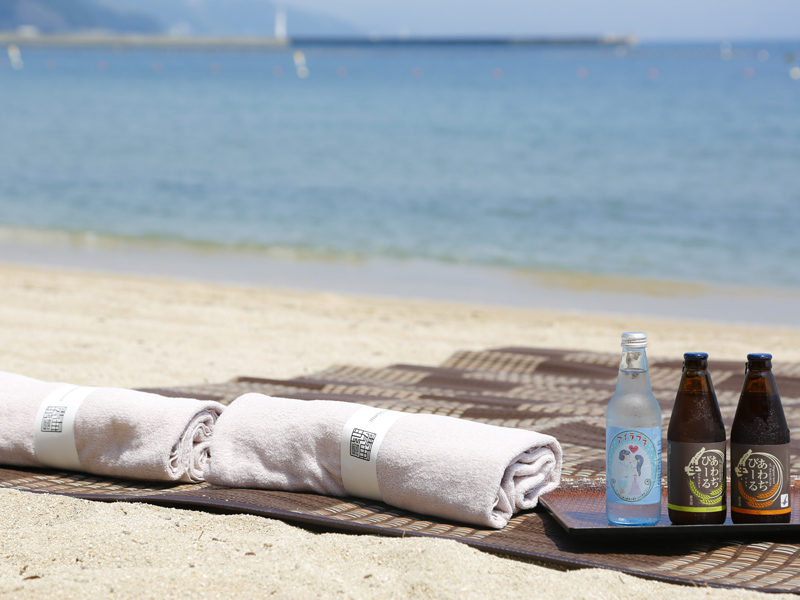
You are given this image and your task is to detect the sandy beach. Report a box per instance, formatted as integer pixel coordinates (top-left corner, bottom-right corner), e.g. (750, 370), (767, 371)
(2, 261), (799, 599)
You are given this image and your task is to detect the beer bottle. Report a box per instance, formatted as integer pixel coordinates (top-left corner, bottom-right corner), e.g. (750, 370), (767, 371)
(667, 353), (726, 524)
(606, 332), (662, 526)
(731, 353), (790, 524)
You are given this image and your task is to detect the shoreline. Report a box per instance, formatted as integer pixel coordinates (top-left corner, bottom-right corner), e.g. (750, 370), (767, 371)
(1, 260), (798, 390)
(1, 234), (800, 329)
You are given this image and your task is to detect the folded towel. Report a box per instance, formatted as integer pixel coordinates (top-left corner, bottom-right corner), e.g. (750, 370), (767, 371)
(205, 394), (562, 528)
(0, 371), (224, 482)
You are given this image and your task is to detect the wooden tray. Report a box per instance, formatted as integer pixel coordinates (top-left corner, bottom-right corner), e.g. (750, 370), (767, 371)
(541, 476), (800, 540)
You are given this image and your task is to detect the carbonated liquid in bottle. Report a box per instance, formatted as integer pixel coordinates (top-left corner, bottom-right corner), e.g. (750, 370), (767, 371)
(667, 352), (727, 525)
(731, 353), (790, 524)
(606, 332), (662, 526)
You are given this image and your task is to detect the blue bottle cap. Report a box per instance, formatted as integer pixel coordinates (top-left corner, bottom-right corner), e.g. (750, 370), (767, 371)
(683, 352), (708, 359)
(747, 353), (772, 360)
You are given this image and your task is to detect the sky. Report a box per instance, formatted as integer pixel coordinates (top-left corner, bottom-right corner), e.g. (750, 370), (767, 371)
(278, 0), (800, 40)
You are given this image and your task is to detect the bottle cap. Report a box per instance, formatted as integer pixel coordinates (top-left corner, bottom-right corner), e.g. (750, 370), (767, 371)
(747, 353), (772, 361)
(684, 352), (708, 359)
(620, 332), (647, 348)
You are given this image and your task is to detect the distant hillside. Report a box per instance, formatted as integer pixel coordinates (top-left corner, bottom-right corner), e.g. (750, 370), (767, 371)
(0, 0), (161, 33)
(107, 0), (362, 37)
(0, 0), (362, 37)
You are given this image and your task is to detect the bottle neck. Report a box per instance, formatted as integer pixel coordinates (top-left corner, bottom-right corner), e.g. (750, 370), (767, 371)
(742, 365), (779, 397)
(619, 346), (649, 370)
(747, 357), (772, 371)
(616, 346), (653, 394)
(680, 359), (712, 394)
(733, 363), (787, 442)
(684, 357), (708, 372)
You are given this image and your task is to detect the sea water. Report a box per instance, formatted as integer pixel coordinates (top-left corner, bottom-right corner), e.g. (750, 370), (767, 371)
(1, 42), (799, 290)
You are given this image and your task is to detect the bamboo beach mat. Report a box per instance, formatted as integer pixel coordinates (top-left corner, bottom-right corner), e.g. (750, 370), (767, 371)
(3, 347), (800, 593)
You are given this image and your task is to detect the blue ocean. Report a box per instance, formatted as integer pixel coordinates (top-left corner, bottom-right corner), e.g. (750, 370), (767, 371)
(1, 41), (799, 291)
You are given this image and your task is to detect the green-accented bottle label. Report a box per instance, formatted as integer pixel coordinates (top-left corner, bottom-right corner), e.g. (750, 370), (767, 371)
(731, 443), (790, 516)
(667, 441), (726, 513)
(606, 426), (661, 505)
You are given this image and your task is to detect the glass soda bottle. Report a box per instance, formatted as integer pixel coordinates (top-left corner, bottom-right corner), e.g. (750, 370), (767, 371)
(730, 353), (790, 524)
(606, 332), (662, 526)
(667, 352), (726, 524)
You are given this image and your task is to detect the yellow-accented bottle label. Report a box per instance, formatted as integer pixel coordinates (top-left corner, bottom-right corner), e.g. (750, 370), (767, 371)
(667, 441), (726, 513)
(730, 443), (790, 515)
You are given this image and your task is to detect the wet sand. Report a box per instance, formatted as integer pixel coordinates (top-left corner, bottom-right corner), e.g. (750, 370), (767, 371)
(2, 232), (800, 327)
(1, 262), (799, 599)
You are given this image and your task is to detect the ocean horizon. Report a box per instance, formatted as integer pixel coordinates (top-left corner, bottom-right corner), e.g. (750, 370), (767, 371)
(2, 40), (799, 323)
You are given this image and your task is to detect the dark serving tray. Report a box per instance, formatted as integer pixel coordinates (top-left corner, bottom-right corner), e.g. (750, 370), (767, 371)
(540, 476), (800, 540)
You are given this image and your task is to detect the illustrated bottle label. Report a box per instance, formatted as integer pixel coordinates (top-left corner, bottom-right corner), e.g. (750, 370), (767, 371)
(606, 426), (661, 505)
(667, 441), (726, 513)
(730, 443), (790, 516)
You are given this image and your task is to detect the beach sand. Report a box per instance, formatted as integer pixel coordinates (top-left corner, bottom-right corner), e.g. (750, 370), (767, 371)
(2, 262), (799, 599)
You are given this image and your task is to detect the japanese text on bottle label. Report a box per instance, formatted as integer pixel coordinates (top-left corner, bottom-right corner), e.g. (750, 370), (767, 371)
(731, 443), (790, 516)
(606, 427), (661, 505)
(668, 441), (726, 513)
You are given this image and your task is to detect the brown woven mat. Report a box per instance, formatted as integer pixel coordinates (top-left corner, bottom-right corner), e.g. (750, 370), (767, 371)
(3, 347), (800, 593)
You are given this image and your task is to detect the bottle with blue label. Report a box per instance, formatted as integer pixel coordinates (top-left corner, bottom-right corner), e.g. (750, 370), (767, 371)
(606, 332), (662, 525)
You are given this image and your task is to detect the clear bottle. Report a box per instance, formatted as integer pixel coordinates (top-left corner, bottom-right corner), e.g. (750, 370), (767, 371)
(606, 332), (662, 526)
(667, 352), (726, 525)
(730, 353), (790, 524)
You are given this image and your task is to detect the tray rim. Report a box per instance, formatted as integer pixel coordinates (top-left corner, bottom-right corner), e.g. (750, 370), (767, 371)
(540, 477), (800, 540)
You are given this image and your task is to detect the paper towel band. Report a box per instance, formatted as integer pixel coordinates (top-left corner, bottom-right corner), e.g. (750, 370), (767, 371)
(340, 406), (407, 501)
(33, 385), (96, 471)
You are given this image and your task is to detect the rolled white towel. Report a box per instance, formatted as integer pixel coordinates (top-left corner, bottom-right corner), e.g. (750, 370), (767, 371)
(205, 393), (562, 528)
(0, 371), (224, 482)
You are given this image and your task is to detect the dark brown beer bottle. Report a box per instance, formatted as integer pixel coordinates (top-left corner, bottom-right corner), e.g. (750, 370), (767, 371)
(667, 353), (727, 525)
(731, 353), (790, 524)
